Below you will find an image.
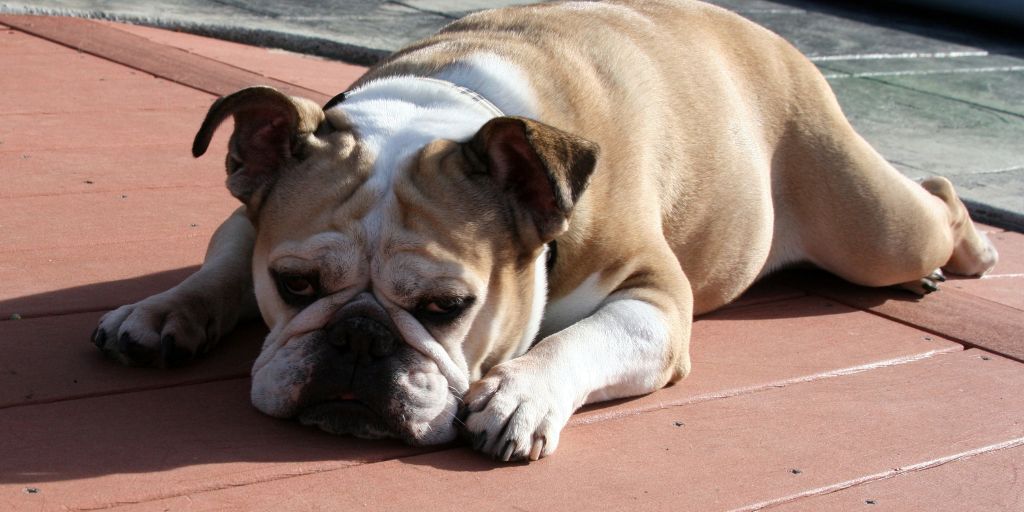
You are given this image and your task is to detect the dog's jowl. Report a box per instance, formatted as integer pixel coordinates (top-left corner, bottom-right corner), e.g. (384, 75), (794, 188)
(93, 0), (998, 461)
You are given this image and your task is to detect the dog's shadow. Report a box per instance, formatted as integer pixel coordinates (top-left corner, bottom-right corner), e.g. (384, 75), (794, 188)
(766, 0), (1022, 57)
(0, 266), (921, 484)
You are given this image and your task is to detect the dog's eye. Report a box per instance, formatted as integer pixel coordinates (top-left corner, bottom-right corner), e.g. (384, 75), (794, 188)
(416, 296), (476, 324)
(272, 271), (320, 307)
(283, 276), (315, 296)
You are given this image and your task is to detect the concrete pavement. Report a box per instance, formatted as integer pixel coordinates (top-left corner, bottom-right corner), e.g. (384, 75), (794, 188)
(2, 0), (1022, 230)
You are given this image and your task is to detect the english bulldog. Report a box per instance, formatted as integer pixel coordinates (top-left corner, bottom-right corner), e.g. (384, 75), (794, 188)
(92, 0), (998, 461)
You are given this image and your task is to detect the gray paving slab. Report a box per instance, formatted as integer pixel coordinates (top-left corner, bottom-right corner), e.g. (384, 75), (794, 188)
(403, 0), (537, 18)
(2, 0), (1021, 229)
(826, 75), (1024, 225)
(827, 75), (1022, 178)
(818, 53), (1024, 78)
(877, 70), (1024, 118)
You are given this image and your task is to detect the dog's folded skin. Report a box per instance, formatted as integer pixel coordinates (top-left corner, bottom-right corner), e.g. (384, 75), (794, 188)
(93, 0), (998, 461)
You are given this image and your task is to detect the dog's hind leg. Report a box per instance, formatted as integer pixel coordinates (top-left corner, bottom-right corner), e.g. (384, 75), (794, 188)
(771, 90), (998, 293)
(918, 176), (999, 277)
(92, 207), (260, 367)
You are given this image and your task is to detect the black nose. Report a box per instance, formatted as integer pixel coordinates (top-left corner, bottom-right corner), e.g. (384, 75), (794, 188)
(326, 316), (397, 364)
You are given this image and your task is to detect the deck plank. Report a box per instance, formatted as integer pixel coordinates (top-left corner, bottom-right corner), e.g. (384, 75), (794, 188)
(1, 26), (86, 54)
(948, 230), (1024, 310)
(799, 272), (1024, 363)
(0, 145), (225, 199)
(0, 186), (236, 318)
(0, 379), (429, 511)
(0, 252), (202, 320)
(773, 443), (1024, 511)
(0, 188), (236, 253)
(716, 273), (806, 310)
(792, 229), (1024, 362)
(104, 21), (366, 97)
(0, 71), (213, 116)
(0, 15), (330, 103)
(0, 108), (216, 151)
(91, 350), (1024, 512)
(573, 296), (960, 424)
(0, 311), (260, 409)
(0, 45), (143, 82)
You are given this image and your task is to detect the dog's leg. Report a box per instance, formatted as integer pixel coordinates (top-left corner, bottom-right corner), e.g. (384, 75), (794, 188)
(464, 262), (691, 462)
(918, 176), (998, 277)
(93, 207), (259, 367)
(772, 82), (998, 293)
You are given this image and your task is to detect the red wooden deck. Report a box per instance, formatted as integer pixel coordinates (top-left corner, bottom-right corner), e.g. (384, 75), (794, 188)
(1, 17), (1022, 511)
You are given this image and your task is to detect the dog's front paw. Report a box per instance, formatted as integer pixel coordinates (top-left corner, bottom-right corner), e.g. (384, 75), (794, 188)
(463, 360), (574, 462)
(92, 291), (221, 367)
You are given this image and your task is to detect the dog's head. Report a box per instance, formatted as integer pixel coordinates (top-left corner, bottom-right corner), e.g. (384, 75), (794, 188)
(192, 84), (597, 444)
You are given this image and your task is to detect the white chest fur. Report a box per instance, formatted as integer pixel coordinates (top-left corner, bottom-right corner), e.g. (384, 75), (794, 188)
(539, 272), (607, 338)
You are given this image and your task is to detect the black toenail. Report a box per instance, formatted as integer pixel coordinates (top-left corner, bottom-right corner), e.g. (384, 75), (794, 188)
(119, 333), (155, 365)
(160, 335), (194, 368)
(92, 328), (106, 349)
(473, 431), (488, 451)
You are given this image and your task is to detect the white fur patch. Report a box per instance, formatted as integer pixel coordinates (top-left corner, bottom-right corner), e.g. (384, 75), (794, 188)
(579, 299), (670, 402)
(335, 76), (501, 188)
(513, 246), (550, 357)
(434, 52), (540, 118)
(540, 272), (606, 337)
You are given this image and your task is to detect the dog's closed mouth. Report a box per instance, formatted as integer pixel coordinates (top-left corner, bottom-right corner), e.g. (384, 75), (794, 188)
(298, 399), (392, 439)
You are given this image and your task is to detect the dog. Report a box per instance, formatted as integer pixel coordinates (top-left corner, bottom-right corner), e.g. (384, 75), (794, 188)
(92, 0), (998, 461)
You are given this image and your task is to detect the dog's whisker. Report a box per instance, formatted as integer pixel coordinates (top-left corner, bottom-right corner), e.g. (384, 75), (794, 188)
(445, 408), (467, 427)
(448, 385), (466, 402)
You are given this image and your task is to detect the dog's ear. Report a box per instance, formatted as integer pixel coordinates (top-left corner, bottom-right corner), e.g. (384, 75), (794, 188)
(467, 116), (599, 248)
(192, 86), (325, 208)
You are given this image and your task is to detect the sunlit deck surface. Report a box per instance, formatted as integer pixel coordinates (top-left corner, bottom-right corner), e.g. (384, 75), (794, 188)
(1, 17), (1022, 511)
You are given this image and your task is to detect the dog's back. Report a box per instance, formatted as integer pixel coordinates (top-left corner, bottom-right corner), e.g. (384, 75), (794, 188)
(360, 0), (833, 311)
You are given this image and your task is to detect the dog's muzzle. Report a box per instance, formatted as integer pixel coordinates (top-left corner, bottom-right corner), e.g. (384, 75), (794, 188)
(252, 290), (462, 444)
(295, 293), (401, 436)
(325, 293), (399, 362)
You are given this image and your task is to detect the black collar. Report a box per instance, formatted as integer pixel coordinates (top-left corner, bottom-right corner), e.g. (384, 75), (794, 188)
(545, 240), (558, 276)
(323, 91), (348, 111)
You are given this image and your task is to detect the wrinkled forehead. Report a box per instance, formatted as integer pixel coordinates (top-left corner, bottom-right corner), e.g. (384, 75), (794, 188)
(256, 76), (506, 275)
(262, 182), (475, 269)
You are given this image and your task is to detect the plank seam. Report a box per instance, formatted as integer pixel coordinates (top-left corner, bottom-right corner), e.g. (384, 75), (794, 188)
(736, 436), (1024, 511)
(569, 346), (962, 427)
(0, 374), (250, 411)
(74, 452), (427, 511)
(812, 296), (1024, 364)
(0, 229), (219, 254)
(2, 183), (225, 201)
